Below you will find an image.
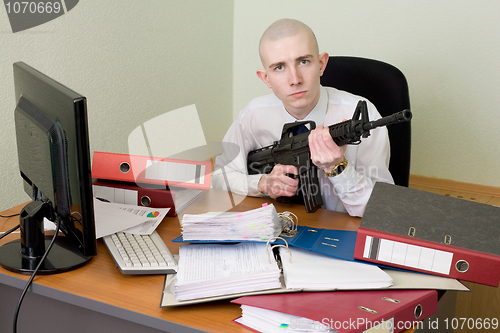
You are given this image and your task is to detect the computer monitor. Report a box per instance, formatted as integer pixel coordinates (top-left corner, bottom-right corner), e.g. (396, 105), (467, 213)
(0, 62), (97, 274)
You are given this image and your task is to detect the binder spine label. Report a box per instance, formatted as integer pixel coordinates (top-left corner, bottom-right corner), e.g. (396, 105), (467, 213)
(363, 236), (453, 275)
(93, 185), (138, 205)
(145, 160), (205, 184)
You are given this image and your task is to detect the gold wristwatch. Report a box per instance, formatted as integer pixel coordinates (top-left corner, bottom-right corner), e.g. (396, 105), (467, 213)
(324, 156), (348, 177)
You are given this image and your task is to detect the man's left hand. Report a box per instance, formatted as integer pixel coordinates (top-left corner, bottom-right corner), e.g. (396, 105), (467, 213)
(308, 124), (346, 174)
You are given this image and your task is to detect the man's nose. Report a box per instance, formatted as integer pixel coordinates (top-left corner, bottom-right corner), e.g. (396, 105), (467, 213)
(288, 66), (302, 86)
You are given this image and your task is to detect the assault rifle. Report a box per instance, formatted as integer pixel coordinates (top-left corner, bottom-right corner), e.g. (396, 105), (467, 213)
(247, 100), (412, 213)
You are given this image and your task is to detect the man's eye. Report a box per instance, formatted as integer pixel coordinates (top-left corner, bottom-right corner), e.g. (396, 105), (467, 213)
(300, 59), (309, 65)
(275, 65), (284, 71)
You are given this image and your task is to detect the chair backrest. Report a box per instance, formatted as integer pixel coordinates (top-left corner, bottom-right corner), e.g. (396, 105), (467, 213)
(320, 56), (411, 187)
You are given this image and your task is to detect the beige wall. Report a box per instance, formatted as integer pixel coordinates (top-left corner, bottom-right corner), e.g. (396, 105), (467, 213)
(0, 0), (234, 211)
(233, 0), (500, 188)
(2, 1), (499, 212)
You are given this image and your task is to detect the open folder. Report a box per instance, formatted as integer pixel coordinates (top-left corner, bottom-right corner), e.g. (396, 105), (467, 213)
(173, 242), (392, 302)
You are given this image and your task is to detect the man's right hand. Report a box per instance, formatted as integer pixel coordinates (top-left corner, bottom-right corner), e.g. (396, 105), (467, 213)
(257, 164), (299, 199)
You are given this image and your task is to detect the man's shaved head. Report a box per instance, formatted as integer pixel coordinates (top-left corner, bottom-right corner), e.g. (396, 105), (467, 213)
(259, 19), (319, 64)
(256, 18), (329, 118)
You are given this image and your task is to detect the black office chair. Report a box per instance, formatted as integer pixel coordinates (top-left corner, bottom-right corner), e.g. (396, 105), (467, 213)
(320, 56), (412, 187)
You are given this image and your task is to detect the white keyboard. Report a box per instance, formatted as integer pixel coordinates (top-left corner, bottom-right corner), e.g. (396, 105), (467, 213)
(103, 231), (177, 274)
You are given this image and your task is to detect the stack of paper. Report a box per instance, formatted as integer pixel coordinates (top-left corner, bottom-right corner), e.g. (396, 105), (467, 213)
(180, 204), (283, 242)
(279, 247), (392, 290)
(175, 243), (282, 301)
(236, 305), (335, 333)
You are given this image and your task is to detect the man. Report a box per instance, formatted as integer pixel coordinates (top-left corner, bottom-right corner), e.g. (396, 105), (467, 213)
(212, 19), (393, 217)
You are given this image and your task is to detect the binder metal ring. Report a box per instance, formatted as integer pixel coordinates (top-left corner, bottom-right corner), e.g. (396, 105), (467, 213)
(381, 297), (400, 303)
(444, 235), (452, 245)
(455, 259), (469, 273)
(358, 306), (377, 314)
(414, 304), (423, 319)
(119, 162), (130, 173)
(269, 244), (292, 264)
(266, 237), (288, 254)
(278, 211), (298, 237)
(140, 196), (151, 207)
(266, 237), (291, 264)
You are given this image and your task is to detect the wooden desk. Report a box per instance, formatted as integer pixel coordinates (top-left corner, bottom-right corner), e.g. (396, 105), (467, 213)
(0, 190), (415, 333)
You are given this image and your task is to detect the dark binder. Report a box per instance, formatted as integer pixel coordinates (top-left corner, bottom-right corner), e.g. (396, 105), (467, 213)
(354, 182), (500, 287)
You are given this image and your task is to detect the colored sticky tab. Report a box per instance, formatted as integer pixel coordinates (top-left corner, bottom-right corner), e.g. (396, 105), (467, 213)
(236, 214), (243, 218)
(262, 203), (268, 207)
(279, 323), (289, 328)
(249, 225), (256, 228)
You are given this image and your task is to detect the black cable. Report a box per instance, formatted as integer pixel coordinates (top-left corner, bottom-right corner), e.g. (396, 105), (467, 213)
(0, 224), (20, 241)
(0, 213), (20, 218)
(12, 218), (61, 333)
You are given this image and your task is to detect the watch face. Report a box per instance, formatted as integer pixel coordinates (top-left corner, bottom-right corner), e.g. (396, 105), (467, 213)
(326, 157), (347, 177)
(336, 165), (346, 174)
(326, 165), (343, 177)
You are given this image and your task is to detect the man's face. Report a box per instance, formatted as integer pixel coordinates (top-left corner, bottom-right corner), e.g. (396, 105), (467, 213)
(257, 31), (328, 119)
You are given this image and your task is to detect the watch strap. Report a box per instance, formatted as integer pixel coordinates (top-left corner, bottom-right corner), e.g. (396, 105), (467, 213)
(324, 156), (348, 177)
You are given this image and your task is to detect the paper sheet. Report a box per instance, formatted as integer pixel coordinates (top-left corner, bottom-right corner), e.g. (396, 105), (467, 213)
(383, 268), (470, 291)
(93, 198), (170, 238)
(279, 246), (393, 290)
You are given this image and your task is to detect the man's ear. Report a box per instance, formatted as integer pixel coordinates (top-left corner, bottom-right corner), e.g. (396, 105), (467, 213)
(256, 69), (272, 89)
(318, 52), (329, 77)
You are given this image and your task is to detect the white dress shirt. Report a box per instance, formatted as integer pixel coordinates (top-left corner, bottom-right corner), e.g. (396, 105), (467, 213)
(212, 86), (394, 217)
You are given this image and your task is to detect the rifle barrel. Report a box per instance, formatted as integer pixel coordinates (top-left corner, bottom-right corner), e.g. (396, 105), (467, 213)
(361, 109), (412, 131)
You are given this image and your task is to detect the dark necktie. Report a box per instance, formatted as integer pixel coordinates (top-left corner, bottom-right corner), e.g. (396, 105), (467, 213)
(293, 123), (309, 136)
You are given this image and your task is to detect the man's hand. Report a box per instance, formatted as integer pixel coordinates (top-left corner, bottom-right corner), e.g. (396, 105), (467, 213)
(257, 164), (299, 199)
(308, 124), (347, 173)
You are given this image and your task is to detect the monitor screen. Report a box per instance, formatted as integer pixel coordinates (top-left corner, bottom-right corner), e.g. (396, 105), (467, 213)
(0, 62), (97, 274)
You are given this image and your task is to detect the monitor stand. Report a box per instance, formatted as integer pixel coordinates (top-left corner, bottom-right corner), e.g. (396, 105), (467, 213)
(0, 200), (91, 275)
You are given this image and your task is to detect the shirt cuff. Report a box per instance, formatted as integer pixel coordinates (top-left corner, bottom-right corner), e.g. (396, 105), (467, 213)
(327, 163), (363, 190)
(247, 174), (266, 197)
